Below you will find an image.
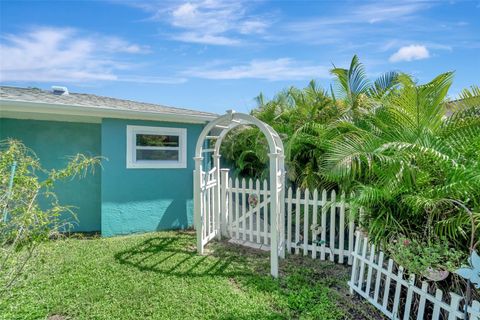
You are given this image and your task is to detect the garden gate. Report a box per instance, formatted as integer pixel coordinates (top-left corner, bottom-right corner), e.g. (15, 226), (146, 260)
(194, 110), (285, 277)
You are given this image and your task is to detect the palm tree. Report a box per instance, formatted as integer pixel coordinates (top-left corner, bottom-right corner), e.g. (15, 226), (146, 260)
(221, 126), (269, 180)
(330, 55), (398, 118)
(221, 81), (342, 188)
(324, 72), (480, 251)
(282, 81), (340, 189)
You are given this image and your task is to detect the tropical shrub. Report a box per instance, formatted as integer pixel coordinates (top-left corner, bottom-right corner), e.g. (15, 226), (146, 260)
(330, 55), (398, 117)
(0, 139), (101, 295)
(324, 74), (480, 258)
(222, 56), (479, 278)
(222, 80), (344, 188)
(222, 56), (399, 190)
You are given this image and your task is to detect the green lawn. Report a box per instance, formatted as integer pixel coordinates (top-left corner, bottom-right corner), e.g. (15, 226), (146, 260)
(1, 231), (381, 320)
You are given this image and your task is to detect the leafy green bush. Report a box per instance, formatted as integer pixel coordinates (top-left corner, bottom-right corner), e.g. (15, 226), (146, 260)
(222, 56), (479, 275)
(0, 139), (101, 295)
(325, 75), (480, 255)
(222, 80), (344, 189)
(386, 237), (465, 276)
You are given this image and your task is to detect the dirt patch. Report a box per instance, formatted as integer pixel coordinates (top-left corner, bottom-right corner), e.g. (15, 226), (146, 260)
(228, 277), (245, 294)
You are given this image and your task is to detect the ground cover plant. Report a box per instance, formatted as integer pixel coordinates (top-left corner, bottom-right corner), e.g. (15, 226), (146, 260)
(0, 231), (383, 320)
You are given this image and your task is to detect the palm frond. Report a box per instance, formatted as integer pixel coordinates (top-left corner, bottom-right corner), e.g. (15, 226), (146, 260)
(330, 55), (371, 112)
(368, 71), (399, 99)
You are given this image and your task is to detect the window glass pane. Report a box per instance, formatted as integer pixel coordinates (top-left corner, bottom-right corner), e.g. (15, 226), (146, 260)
(136, 134), (179, 147)
(136, 149), (179, 161)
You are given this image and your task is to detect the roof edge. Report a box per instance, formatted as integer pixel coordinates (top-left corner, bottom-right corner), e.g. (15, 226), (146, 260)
(0, 99), (217, 124)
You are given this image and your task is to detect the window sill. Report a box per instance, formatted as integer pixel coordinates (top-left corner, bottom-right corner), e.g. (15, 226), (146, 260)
(126, 161), (187, 169)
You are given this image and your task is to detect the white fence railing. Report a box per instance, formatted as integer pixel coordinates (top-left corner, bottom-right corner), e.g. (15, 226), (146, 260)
(226, 176), (357, 265)
(220, 172), (480, 320)
(349, 232), (480, 320)
(227, 177), (271, 247)
(285, 187), (358, 265)
(198, 168), (219, 246)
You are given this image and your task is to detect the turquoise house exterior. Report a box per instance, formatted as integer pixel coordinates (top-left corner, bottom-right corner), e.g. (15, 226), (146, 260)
(0, 86), (216, 236)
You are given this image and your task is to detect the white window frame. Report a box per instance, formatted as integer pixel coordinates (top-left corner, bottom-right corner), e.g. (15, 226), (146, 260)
(126, 125), (187, 169)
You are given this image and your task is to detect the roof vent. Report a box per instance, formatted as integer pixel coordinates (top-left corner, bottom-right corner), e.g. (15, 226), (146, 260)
(51, 86), (69, 95)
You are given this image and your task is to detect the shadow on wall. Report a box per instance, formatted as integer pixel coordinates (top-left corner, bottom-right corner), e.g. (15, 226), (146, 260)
(102, 196), (194, 236)
(157, 199), (192, 231)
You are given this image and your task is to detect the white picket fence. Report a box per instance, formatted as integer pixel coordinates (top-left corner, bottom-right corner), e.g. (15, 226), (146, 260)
(219, 173), (479, 320)
(349, 232), (480, 320)
(225, 176), (357, 265)
(198, 167), (219, 246)
(227, 177), (272, 247)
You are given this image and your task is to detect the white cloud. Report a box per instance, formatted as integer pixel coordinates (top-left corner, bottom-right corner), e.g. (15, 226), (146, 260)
(353, 2), (429, 24)
(184, 58), (330, 81)
(382, 40), (451, 52)
(0, 27), (178, 83)
(238, 20), (269, 35)
(281, 2), (432, 48)
(102, 37), (151, 54)
(173, 32), (240, 46)
(287, 2), (428, 31)
(389, 45), (430, 62)
(116, 76), (187, 84)
(138, 0), (270, 46)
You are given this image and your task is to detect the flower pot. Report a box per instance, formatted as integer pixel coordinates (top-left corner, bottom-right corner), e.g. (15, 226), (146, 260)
(424, 268), (449, 281)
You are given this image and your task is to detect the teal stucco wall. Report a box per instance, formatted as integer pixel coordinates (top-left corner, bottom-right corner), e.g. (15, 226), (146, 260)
(100, 118), (202, 236)
(0, 118), (102, 232)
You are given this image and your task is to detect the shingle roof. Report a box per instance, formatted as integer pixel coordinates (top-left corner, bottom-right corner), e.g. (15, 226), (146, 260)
(0, 86), (217, 119)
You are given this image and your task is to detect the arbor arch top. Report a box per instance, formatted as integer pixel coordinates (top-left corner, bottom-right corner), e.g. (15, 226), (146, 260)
(194, 110), (284, 160)
(193, 110), (285, 277)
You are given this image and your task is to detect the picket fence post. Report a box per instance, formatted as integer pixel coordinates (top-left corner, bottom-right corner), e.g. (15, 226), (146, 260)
(234, 178), (240, 240)
(255, 179), (261, 243)
(311, 189), (318, 259)
(348, 232), (480, 320)
(287, 187), (293, 253)
(295, 188), (301, 255)
(303, 189), (310, 256)
(263, 179), (269, 245)
(227, 178), (233, 237)
(320, 189), (327, 260)
(220, 169), (229, 237)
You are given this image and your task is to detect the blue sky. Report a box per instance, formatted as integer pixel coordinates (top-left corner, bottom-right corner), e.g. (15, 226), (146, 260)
(1, 0), (479, 114)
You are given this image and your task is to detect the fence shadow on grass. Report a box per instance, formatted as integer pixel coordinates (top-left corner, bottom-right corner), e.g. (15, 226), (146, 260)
(114, 233), (269, 278)
(113, 232), (384, 319)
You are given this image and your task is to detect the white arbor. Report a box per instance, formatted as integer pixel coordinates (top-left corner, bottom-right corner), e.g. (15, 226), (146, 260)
(194, 110), (285, 277)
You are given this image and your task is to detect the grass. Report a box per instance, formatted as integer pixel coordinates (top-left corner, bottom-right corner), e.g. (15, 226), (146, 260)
(1, 231), (382, 320)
